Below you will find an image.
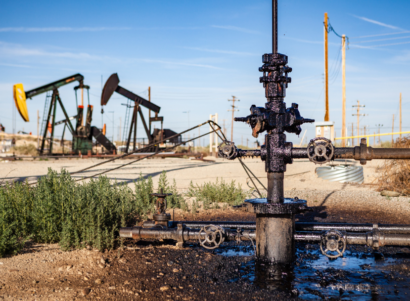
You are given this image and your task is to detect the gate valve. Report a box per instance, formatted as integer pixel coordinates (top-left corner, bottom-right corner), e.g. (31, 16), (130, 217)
(307, 137), (334, 164)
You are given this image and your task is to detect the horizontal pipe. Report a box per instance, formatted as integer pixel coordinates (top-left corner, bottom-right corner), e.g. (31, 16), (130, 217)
(119, 227), (256, 242)
(169, 221), (410, 234)
(120, 227), (410, 247)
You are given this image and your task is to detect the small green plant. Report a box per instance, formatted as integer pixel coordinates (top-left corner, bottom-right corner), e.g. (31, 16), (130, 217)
(0, 169), (159, 257)
(157, 171), (186, 209)
(186, 178), (250, 208)
(10, 144), (38, 156)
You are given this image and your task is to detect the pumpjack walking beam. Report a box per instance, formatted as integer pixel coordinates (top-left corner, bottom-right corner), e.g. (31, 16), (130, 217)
(101, 73), (161, 153)
(14, 74), (85, 155)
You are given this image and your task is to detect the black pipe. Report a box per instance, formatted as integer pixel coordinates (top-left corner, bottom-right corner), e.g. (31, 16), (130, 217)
(120, 227), (410, 247)
(169, 221), (410, 234)
(272, 0), (278, 54)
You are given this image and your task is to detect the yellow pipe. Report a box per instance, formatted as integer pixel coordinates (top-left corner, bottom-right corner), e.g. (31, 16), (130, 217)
(334, 131), (410, 147)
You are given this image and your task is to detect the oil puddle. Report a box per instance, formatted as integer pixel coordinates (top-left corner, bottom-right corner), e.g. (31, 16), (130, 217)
(222, 242), (410, 300)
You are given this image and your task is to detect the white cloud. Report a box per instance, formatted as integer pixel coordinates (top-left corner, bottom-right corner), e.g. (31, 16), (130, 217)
(0, 41), (108, 60)
(352, 15), (403, 30)
(0, 27), (131, 33)
(211, 25), (260, 35)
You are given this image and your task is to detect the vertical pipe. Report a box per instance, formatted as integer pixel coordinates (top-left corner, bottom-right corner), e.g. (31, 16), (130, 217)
(50, 93), (58, 154)
(148, 87), (151, 134)
(37, 110), (39, 150)
(215, 113), (218, 150)
(267, 172), (284, 203)
(209, 114), (212, 155)
(256, 214), (294, 264)
(342, 35), (346, 147)
(324, 13), (329, 121)
(272, 0), (278, 53)
(357, 100), (360, 146)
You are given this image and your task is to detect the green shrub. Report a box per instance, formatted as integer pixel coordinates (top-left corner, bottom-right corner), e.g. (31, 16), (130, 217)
(0, 169), (157, 257)
(186, 178), (250, 209)
(157, 171), (186, 209)
(10, 144), (38, 156)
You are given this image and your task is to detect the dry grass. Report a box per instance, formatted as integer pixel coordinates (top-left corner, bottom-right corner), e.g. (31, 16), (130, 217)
(10, 144), (38, 156)
(377, 136), (410, 195)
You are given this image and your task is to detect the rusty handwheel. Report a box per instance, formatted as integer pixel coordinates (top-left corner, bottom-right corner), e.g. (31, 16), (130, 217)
(218, 141), (238, 160)
(198, 225), (225, 249)
(307, 137), (334, 164)
(320, 230), (346, 259)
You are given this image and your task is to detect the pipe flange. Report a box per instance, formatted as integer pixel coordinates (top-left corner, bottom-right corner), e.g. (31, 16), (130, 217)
(307, 137), (334, 165)
(244, 197), (309, 214)
(198, 225), (225, 249)
(320, 230), (346, 259)
(153, 213), (171, 221)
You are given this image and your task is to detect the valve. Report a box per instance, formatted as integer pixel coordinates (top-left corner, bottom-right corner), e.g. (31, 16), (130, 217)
(307, 137), (334, 164)
(198, 225), (225, 249)
(218, 141), (238, 160)
(320, 230), (346, 259)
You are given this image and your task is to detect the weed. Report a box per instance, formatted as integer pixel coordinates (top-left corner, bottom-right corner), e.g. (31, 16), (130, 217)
(0, 169), (156, 257)
(11, 144), (38, 156)
(157, 171), (185, 209)
(186, 178), (250, 208)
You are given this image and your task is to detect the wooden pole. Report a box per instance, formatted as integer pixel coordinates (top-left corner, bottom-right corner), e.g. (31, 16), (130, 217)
(228, 96), (239, 142)
(400, 93), (402, 139)
(341, 34), (346, 146)
(392, 114), (395, 145)
(351, 123), (354, 146)
(324, 13), (329, 121)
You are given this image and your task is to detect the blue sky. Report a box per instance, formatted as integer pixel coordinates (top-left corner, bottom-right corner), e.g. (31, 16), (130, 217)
(1, 0), (410, 146)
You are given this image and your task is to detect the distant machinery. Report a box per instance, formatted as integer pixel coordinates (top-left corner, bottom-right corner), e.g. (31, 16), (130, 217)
(101, 73), (181, 153)
(13, 74), (116, 155)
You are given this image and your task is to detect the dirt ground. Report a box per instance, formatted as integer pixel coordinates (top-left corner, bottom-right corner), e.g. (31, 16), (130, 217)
(1, 157), (410, 300)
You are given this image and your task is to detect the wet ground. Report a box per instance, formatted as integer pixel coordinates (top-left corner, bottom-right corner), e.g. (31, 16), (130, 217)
(2, 208), (410, 300)
(105, 238), (410, 301)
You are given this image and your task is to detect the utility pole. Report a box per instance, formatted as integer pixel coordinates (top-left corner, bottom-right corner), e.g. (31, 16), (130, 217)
(342, 34), (346, 146)
(400, 93), (402, 139)
(324, 12), (329, 121)
(247, 138), (249, 148)
(222, 119), (227, 137)
(228, 96), (239, 141)
(352, 100), (366, 145)
(351, 123), (354, 146)
(376, 124), (383, 146)
(392, 114), (395, 145)
(119, 117), (122, 144)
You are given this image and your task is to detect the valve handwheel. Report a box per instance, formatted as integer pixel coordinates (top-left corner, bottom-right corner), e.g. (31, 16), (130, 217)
(307, 137), (334, 164)
(320, 230), (346, 259)
(218, 141), (238, 160)
(199, 225), (225, 249)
